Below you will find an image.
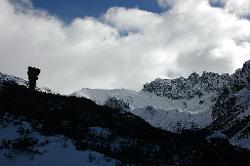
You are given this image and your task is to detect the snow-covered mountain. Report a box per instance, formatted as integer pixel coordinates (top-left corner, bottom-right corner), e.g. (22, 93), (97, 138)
(72, 60), (250, 149)
(72, 71), (232, 132)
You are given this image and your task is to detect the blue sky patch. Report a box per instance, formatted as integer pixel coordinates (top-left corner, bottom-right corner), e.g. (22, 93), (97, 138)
(32, 0), (164, 22)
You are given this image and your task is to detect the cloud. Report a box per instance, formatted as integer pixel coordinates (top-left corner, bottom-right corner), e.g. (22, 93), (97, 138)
(157, 0), (172, 8)
(159, 0), (250, 16)
(210, 0), (250, 16)
(103, 7), (161, 33)
(1, 0), (250, 94)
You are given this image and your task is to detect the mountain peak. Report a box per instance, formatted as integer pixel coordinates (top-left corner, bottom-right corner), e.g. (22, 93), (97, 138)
(241, 59), (250, 74)
(143, 70), (231, 99)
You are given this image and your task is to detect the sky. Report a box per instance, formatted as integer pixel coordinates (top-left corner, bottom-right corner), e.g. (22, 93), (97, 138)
(1, 0), (250, 94)
(32, 0), (164, 22)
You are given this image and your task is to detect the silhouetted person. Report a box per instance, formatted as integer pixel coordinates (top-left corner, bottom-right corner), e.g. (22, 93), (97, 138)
(27, 66), (40, 90)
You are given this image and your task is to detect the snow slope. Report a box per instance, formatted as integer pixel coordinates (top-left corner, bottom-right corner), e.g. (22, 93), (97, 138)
(0, 72), (27, 87)
(72, 88), (214, 132)
(0, 115), (119, 166)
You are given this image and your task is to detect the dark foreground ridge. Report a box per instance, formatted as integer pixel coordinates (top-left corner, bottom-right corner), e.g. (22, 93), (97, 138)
(0, 81), (250, 165)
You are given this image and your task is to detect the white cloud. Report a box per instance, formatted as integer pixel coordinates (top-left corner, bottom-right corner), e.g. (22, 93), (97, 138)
(1, 0), (250, 94)
(210, 0), (250, 16)
(159, 0), (250, 16)
(103, 7), (161, 33)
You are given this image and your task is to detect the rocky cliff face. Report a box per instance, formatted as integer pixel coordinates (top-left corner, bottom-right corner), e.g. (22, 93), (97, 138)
(210, 61), (250, 149)
(143, 71), (232, 100)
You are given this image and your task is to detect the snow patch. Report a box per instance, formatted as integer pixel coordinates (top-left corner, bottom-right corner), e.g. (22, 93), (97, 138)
(0, 117), (119, 166)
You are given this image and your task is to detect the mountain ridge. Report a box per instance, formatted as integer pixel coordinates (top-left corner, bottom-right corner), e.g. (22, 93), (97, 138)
(73, 60), (250, 149)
